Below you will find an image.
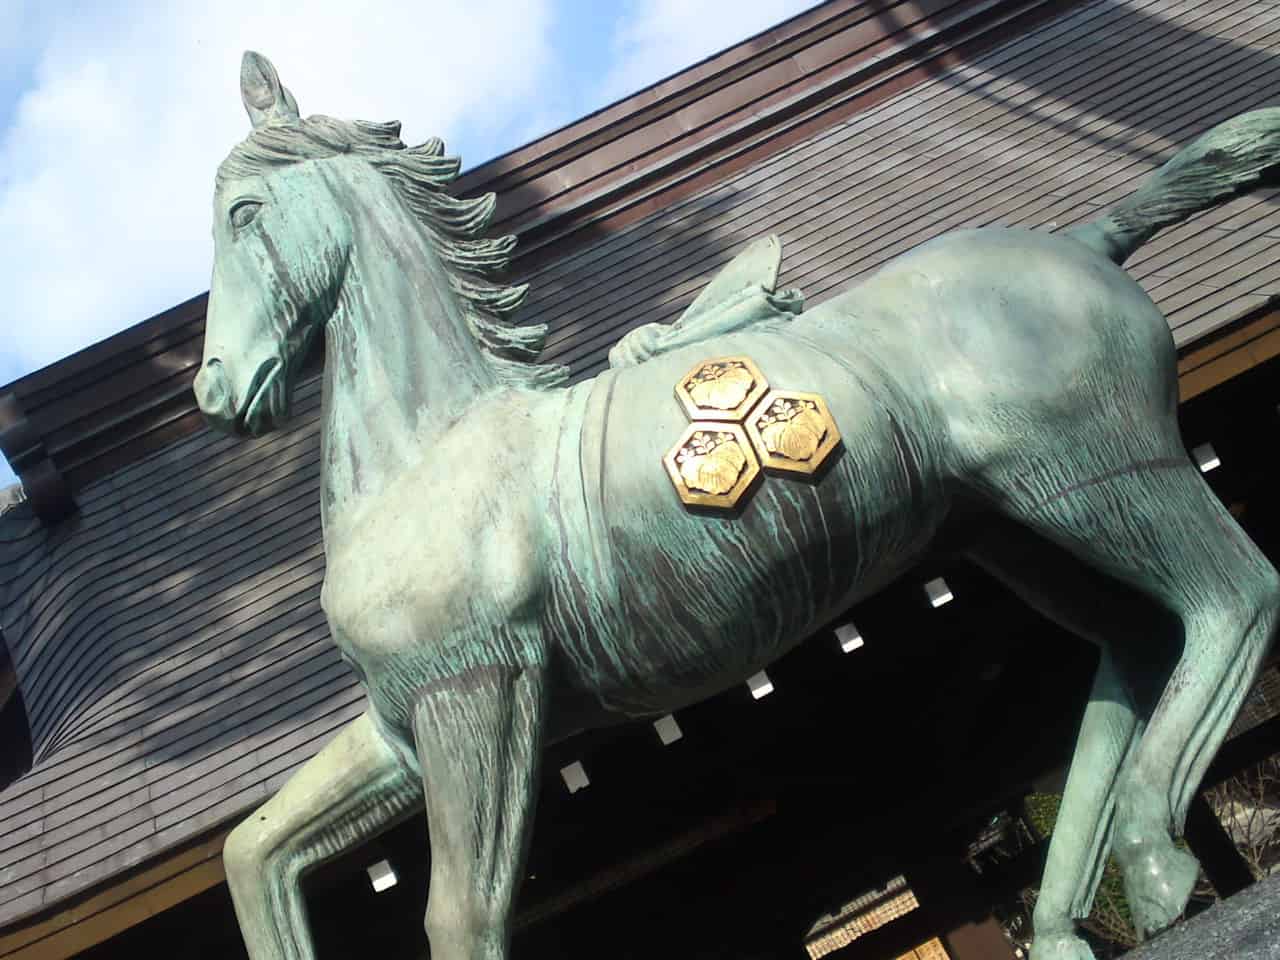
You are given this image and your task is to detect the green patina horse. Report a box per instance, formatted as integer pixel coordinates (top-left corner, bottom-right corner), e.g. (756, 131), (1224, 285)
(196, 52), (1280, 960)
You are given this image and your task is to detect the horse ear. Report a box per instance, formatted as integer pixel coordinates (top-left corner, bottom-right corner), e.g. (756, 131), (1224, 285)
(240, 51), (301, 129)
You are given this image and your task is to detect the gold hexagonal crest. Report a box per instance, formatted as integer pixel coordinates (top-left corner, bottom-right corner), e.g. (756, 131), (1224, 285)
(744, 390), (842, 477)
(674, 356), (769, 422)
(664, 422), (762, 511)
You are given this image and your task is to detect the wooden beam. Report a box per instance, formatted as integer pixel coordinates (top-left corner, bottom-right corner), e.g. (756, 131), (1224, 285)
(1183, 793), (1254, 899)
(513, 798), (775, 933)
(1177, 307), (1280, 402)
(1204, 710), (1280, 790)
(0, 825), (233, 960)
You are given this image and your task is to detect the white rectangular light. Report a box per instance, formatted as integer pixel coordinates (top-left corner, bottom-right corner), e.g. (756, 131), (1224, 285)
(834, 622), (864, 653)
(1192, 442), (1220, 473)
(924, 577), (953, 607)
(747, 670), (774, 699)
(560, 761), (590, 794)
(653, 714), (683, 745)
(366, 859), (397, 892)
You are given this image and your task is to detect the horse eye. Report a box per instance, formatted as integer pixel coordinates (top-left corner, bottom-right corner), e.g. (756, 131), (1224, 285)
(230, 200), (262, 229)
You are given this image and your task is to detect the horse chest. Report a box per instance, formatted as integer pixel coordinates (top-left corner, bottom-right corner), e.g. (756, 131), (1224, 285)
(321, 466), (544, 666)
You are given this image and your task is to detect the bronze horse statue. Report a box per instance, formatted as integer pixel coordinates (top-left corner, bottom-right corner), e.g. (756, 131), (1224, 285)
(195, 52), (1280, 960)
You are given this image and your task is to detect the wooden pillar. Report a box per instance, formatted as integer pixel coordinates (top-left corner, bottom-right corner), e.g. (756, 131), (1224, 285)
(907, 855), (1017, 960)
(941, 916), (1017, 960)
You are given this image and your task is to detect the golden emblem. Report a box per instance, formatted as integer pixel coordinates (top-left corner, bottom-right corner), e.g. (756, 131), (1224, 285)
(744, 390), (842, 476)
(675, 357), (769, 422)
(664, 356), (841, 511)
(663, 423), (761, 511)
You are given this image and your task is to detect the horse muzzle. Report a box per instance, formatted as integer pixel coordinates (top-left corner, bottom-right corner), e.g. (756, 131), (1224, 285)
(194, 358), (239, 433)
(195, 356), (286, 436)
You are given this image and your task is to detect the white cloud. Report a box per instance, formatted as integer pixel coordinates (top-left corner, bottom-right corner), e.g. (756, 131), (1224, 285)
(0, 0), (555, 380)
(602, 0), (818, 105)
(0, 0), (822, 384)
(0, 0), (818, 489)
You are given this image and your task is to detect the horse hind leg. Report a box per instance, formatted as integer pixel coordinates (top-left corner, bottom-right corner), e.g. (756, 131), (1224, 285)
(968, 434), (1280, 943)
(964, 520), (1159, 960)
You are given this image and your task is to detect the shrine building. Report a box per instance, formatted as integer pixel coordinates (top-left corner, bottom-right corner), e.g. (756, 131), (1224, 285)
(2, 2), (1280, 958)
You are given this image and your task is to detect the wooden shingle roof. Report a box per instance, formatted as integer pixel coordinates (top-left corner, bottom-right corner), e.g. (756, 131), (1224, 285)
(529, 0), (1280, 381)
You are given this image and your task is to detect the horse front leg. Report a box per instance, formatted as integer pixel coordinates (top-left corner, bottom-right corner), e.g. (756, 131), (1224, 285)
(224, 711), (424, 960)
(412, 662), (547, 960)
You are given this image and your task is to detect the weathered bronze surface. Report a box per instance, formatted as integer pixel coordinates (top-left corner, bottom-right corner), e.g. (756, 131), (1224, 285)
(195, 52), (1280, 960)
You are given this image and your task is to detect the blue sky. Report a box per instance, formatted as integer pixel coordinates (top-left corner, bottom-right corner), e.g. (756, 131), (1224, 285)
(0, 0), (818, 488)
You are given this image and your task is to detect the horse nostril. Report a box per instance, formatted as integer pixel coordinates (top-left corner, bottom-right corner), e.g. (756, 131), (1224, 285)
(194, 358), (234, 420)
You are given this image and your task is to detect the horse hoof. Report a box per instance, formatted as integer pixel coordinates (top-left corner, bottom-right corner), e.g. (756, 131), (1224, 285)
(1122, 841), (1200, 939)
(1030, 932), (1097, 960)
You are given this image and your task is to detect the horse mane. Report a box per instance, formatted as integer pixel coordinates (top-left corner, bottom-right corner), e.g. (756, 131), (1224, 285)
(216, 116), (568, 390)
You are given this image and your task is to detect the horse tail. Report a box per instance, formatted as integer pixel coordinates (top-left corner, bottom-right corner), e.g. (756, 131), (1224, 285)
(1068, 107), (1280, 266)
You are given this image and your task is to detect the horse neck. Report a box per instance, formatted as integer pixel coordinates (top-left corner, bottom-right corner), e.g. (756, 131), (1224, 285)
(319, 205), (498, 536)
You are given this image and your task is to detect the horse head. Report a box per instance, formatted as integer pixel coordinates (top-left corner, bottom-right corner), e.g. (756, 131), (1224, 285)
(195, 52), (342, 436)
(195, 52), (565, 442)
